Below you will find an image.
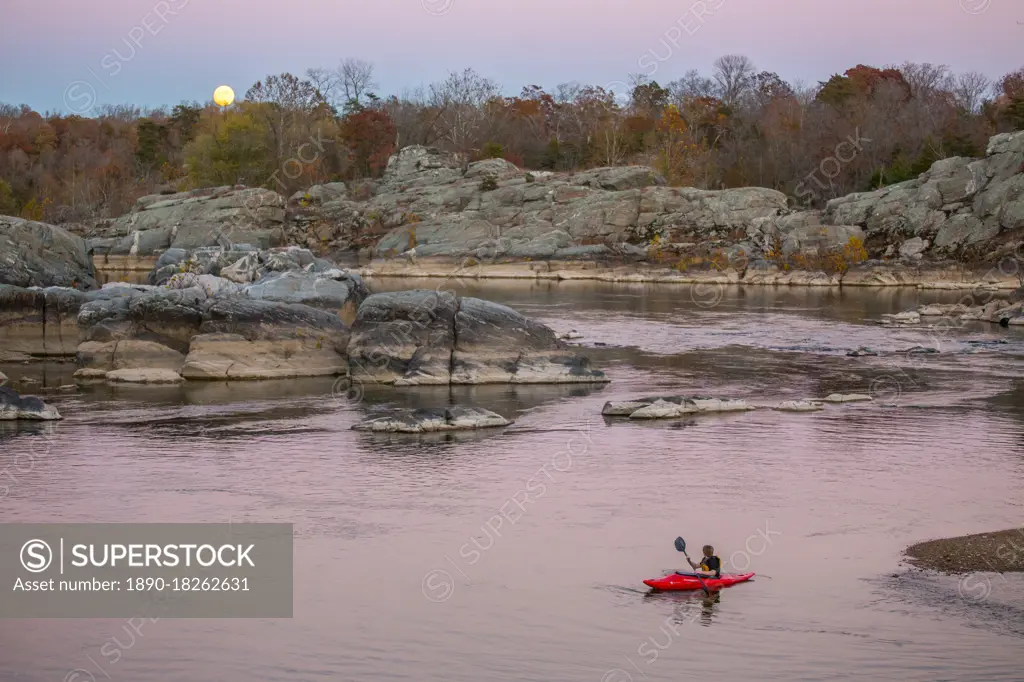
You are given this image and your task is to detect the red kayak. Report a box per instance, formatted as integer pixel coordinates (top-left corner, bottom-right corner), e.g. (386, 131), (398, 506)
(644, 572), (755, 591)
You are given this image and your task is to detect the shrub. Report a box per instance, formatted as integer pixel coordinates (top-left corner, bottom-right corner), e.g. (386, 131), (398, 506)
(481, 142), (505, 159)
(480, 175), (498, 192)
(525, 173), (535, 183)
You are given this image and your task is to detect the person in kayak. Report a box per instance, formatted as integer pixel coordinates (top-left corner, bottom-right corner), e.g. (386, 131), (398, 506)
(685, 545), (722, 578)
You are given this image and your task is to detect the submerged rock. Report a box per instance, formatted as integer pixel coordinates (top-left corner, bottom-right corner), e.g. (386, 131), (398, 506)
(0, 386), (62, 420)
(603, 395), (753, 419)
(821, 394), (873, 403)
(847, 347), (879, 357)
(352, 406), (512, 433)
(776, 400), (825, 412)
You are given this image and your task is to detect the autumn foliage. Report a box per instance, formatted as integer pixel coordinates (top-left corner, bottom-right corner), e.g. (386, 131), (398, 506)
(0, 57), (1021, 225)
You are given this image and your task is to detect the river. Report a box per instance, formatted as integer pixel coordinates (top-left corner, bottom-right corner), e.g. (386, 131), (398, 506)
(1, 280), (1022, 681)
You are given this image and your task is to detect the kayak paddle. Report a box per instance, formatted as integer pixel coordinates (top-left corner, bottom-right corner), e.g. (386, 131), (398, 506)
(674, 536), (711, 595)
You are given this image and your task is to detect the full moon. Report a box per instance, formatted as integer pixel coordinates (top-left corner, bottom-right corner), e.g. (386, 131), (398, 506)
(213, 85), (235, 107)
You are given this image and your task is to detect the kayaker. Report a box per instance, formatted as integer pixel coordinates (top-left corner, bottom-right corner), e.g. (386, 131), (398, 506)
(686, 545), (722, 578)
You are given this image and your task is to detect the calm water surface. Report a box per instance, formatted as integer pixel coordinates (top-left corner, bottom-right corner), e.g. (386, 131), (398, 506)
(1, 281), (1022, 682)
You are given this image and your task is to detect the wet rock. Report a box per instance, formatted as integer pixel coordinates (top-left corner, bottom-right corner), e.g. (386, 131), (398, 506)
(603, 396), (753, 419)
(352, 406), (512, 433)
(559, 330), (584, 340)
(0, 216), (98, 289)
(847, 347), (879, 357)
(0, 386), (62, 420)
(821, 394), (873, 403)
(882, 311), (921, 324)
(105, 369), (184, 384)
(776, 400), (825, 412)
(898, 346), (939, 355)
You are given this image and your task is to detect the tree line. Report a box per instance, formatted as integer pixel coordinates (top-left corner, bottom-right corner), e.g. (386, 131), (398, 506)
(1, 56), (1021, 224)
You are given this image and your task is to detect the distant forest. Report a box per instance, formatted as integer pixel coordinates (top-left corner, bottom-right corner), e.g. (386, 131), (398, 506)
(1, 56), (1022, 224)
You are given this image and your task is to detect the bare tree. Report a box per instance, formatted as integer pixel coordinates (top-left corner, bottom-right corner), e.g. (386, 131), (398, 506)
(712, 55), (756, 106)
(428, 68), (501, 157)
(305, 67), (341, 108)
(667, 70), (717, 105)
(951, 71), (992, 114)
(338, 58), (378, 108)
(896, 62), (953, 99)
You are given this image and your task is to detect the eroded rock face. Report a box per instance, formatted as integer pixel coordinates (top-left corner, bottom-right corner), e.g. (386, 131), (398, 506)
(0, 217), (98, 289)
(346, 290), (608, 386)
(180, 300), (351, 380)
(352, 406), (512, 433)
(0, 386), (61, 420)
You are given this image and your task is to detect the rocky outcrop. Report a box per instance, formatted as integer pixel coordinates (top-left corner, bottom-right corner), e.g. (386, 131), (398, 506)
(0, 216), (98, 289)
(352, 406), (512, 433)
(93, 186), (287, 259)
(347, 290), (608, 385)
(602, 396), (753, 419)
(0, 386), (61, 420)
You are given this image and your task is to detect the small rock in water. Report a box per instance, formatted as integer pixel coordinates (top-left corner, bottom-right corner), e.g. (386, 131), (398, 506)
(776, 400), (825, 412)
(352, 406), (512, 433)
(559, 330), (585, 340)
(847, 347), (879, 357)
(882, 311), (921, 324)
(899, 346), (938, 355)
(603, 395), (753, 419)
(0, 386), (62, 421)
(0, 371), (7, 386)
(821, 394), (873, 403)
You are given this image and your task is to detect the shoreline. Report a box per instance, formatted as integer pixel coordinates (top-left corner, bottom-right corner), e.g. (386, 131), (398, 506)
(905, 528), (1024, 574)
(350, 258), (1021, 291)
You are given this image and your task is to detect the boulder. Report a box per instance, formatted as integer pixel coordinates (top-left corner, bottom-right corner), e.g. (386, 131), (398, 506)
(0, 370), (6, 386)
(0, 216), (98, 289)
(347, 290), (607, 386)
(78, 288), (206, 354)
(352, 407), (512, 433)
(0, 386), (61, 420)
(347, 290), (460, 385)
(452, 297), (608, 384)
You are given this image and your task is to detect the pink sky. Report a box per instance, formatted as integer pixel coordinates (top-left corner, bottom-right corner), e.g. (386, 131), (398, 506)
(0, 0), (1020, 113)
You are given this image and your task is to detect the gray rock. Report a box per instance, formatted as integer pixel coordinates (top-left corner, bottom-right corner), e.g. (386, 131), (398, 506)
(347, 290), (608, 386)
(0, 386), (61, 420)
(107, 186), (286, 257)
(602, 395), (752, 418)
(242, 269), (368, 324)
(0, 217), (98, 289)
(898, 237), (928, 259)
(352, 407), (512, 433)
